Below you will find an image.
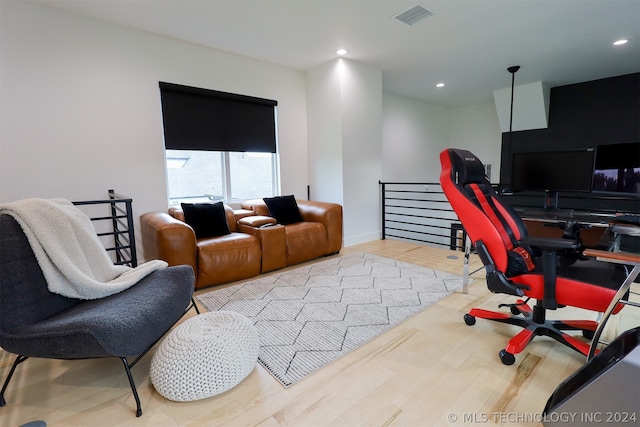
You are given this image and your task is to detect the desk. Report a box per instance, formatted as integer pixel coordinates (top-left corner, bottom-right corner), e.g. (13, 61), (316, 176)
(514, 207), (616, 224)
(585, 248), (640, 361)
(515, 207), (614, 247)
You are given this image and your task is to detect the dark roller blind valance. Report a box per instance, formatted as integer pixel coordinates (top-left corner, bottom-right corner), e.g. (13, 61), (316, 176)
(159, 82), (278, 153)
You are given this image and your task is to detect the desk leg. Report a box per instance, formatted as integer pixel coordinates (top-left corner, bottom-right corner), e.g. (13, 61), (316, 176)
(463, 234), (471, 294)
(588, 264), (640, 361)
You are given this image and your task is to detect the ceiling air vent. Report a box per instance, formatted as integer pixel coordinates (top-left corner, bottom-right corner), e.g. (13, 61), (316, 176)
(394, 4), (433, 26)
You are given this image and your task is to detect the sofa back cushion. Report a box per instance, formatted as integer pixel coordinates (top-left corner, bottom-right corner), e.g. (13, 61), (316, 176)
(284, 221), (329, 265)
(241, 199), (270, 216)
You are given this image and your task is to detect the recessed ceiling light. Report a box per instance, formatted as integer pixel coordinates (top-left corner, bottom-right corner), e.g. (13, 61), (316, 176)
(613, 39), (629, 46)
(336, 49), (348, 56)
(436, 83), (445, 88)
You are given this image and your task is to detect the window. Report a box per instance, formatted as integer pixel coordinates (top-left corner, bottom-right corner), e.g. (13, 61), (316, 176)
(159, 82), (279, 205)
(165, 150), (278, 205)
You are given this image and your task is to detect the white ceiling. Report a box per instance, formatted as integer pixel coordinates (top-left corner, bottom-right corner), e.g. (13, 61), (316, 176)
(30, 0), (640, 108)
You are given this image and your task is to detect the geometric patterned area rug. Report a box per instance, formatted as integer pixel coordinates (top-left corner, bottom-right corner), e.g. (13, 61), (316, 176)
(196, 252), (466, 387)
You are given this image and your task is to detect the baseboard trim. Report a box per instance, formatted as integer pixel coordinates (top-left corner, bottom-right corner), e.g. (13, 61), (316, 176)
(343, 231), (381, 247)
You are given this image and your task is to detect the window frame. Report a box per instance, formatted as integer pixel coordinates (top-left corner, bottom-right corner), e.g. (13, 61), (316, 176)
(221, 151), (281, 202)
(165, 149), (280, 206)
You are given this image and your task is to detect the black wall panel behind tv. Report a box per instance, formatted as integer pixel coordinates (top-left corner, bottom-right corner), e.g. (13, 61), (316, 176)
(500, 72), (640, 184)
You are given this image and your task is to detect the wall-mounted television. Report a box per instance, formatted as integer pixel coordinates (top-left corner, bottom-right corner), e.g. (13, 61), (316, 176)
(592, 141), (640, 197)
(510, 148), (596, 193)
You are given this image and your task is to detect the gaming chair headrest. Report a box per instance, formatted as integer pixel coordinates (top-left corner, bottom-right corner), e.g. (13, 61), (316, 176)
(446, 149), (487, 185)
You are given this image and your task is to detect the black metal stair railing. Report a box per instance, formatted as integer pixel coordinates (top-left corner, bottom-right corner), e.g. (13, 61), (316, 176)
(380, 181), (466, 251)
(73, 189), (137, 267)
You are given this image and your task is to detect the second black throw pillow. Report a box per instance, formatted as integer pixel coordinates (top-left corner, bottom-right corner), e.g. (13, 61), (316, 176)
(263, 195), (303, 225)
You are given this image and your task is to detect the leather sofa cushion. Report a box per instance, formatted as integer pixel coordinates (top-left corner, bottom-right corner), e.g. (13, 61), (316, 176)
(284, 222), (328, 265)
(241, 200), (270, 216)
(196, 233), (262, 287)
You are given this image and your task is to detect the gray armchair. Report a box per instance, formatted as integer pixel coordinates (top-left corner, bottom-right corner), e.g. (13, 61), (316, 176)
(0, 214), (195, 417)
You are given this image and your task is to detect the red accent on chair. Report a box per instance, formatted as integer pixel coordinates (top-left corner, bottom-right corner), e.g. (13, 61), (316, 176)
(506, 329), (537, 354)
(560, 320), (599, 331)
(440, 148), (626, 365)
(514, 300), (532, 314)
(468, 308), (512, 320)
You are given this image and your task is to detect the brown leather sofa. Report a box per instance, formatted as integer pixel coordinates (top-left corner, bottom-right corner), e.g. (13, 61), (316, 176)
(240, 199), (343, 266)
(140, 199), (343, 289)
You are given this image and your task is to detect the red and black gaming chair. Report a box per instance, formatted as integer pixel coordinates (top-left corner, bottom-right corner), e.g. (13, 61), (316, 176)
(439, 148), (626, 365)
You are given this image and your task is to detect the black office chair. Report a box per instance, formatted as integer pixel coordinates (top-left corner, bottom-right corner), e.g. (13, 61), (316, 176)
(439, 148), (627, 365)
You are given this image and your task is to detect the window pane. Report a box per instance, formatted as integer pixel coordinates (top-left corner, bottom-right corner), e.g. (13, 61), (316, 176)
(229, 152), (275, 200)
(165, 150), (223, 205)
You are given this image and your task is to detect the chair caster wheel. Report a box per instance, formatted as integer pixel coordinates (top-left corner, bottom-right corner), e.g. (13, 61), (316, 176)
(464, 314), (476, 326)
(582, 329), (595, 340)
(510, 306), (521, 315)
(499, 349), (515, 365)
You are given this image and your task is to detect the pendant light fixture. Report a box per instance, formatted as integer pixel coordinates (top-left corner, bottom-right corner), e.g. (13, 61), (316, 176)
(505, 65), (520, 192)
(508, 65), (520, 135)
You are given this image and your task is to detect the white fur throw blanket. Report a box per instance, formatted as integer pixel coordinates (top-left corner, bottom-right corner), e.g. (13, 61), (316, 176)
(0, 198), (168, 300)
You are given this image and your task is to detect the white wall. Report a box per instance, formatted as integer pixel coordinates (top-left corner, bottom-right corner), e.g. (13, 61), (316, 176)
(307, 58), (383, 246)
(381, 93), (450, 182)
(338, 59), (383, 246)
(493, 81), (550, 132)
(1, 1), (504, 258)
(382, 94), (502, 183)
(306, 61), (344, 204)
(0, 1), (308, 257)
(449, 101), (503, 182)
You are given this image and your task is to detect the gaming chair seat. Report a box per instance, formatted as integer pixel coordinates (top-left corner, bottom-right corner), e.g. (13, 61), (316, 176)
(439, 148), (626, 365)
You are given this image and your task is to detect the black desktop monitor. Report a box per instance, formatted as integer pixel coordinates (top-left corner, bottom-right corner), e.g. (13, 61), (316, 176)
(510, 148), (596, 193)
(592, 142), (640, 196)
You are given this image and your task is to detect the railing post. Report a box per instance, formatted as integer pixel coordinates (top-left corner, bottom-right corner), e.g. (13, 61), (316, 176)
(125, 199), (137, 267)
(108, 190), (122, 266)
(380, 181), (386, 240)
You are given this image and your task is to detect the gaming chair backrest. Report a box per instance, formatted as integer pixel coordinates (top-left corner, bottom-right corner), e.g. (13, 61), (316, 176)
(439, 148), (530, 274)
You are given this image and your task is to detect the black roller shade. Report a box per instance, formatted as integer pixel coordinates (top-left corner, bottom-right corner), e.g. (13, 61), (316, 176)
(159, 82), (278, 153)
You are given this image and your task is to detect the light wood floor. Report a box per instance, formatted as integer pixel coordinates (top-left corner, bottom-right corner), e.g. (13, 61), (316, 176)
(1, 239), (638, 427)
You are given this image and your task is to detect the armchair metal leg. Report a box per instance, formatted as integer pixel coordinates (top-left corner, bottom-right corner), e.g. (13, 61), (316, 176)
(120, 357), (143, 417)
(191, 297), (201, 315)
(0, 355), (29, 407)
(118, 298), (198, 417)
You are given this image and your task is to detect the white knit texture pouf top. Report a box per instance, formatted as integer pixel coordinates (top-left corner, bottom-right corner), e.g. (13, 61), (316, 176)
(150, 311), (259, 402)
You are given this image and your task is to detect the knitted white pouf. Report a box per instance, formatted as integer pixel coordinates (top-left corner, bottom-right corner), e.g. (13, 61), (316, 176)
(150, 311), (259, 402)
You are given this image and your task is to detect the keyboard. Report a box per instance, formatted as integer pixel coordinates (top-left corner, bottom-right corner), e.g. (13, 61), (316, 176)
(612, 214), (640, 226)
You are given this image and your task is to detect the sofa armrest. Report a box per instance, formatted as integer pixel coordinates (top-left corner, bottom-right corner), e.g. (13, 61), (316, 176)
(140, 212), (197, 273)
(297, 200), (343, 254)
(238, 215), (277, 228)
(237, 222), (286, 272)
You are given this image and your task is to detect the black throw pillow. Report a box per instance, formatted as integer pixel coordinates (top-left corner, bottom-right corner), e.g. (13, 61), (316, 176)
(263, 195), (303, 225)
(181, 201), (231, 239)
